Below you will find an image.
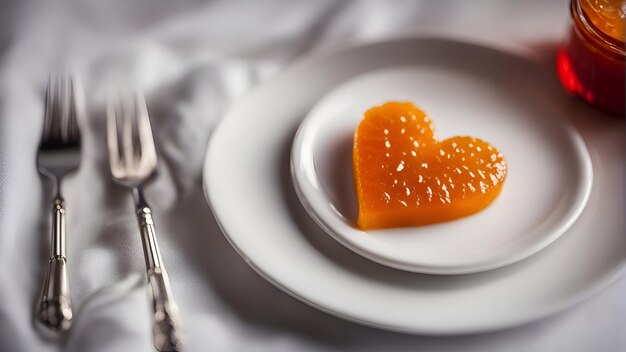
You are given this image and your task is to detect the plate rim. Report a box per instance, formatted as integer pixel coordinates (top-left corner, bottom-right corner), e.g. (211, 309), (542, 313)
(203, 176), (625, 335)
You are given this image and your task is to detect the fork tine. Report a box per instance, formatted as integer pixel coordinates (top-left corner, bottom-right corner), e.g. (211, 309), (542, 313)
(56, 76), (68, 143)
(60, 76), (69, 143)
(48, 77), (57, 142)
(67, 78), (83, 143)
(48, 76), (61, 143)
(135, 92), (157, 166)
(42, 76), (54, 142)
(43, 75), (83, 146)
(107, 91), (159, 182)
(107, 96), (122, 172)
(121, 95), (136, 170)
(68, 78), (76, 142)
(54, 76), (66, 143)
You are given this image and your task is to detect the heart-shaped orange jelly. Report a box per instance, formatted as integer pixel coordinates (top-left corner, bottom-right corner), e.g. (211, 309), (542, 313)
(353, 102), (507, 230)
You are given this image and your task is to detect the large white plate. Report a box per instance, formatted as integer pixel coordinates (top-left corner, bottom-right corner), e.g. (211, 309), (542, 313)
(291, 66), (592, 274)
(204, 38), (625, 334)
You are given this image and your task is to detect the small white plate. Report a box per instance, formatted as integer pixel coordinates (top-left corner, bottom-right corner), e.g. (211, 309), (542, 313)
(291, 67), (593, 274)
(204, 38), (625, 334)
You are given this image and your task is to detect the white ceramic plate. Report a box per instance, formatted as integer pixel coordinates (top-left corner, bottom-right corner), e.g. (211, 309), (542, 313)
(204, 38), (625, 334)
(290, 67), (592, 274)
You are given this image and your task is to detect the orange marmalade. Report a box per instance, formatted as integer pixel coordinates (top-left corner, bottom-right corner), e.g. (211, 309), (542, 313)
(353, 102), (507, 230)
(557, 0), (625, 115)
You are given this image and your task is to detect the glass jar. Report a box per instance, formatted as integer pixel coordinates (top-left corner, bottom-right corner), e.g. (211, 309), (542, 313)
(556, 0), (625, 115)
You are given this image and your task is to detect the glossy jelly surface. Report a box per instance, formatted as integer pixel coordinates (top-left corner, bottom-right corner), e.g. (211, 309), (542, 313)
(353, 102), (507, 230)
(581, 0), (625, 42)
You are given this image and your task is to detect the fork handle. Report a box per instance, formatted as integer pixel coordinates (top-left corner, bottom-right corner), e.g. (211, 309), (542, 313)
(37, 197), (73, 331)
(136, 204), (183, 352)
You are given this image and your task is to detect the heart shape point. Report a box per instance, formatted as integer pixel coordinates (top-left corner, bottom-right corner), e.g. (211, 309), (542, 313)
(353, 101), (507, 230)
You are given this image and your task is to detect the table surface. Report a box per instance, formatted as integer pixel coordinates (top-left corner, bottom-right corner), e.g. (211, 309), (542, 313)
(0, 0), (624, 351)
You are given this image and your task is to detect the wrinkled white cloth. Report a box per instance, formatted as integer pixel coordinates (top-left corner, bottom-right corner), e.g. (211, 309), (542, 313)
(1, 0), (625, 351)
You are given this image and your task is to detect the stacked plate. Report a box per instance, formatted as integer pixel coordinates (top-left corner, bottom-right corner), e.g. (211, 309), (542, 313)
(203, 38), (625, 334)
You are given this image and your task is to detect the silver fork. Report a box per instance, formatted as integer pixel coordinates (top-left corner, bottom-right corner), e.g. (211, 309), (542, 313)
(107, 92), (183, 352)
(36, 76), (83, 332)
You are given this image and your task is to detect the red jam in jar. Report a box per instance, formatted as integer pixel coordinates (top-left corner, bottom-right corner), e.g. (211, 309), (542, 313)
(557, 0), (625, 115)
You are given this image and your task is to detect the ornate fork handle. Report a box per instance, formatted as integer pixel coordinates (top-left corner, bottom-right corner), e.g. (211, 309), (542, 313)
(37, 197), (73, 331)
(136, 198), (183, 352)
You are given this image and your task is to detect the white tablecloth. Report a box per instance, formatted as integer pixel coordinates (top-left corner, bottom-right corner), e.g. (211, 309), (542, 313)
(1, 0), (624, 351)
